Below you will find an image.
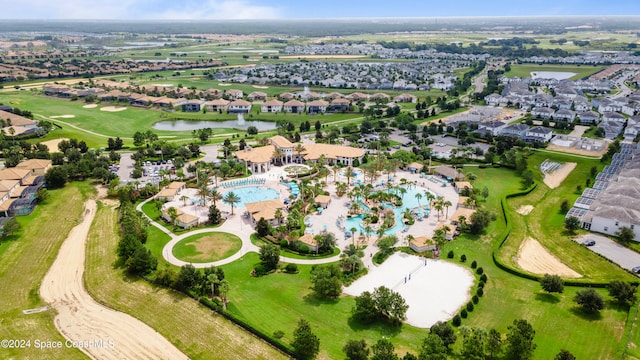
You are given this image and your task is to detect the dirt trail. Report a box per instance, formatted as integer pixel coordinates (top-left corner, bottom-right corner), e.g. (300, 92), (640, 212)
(40, 200), (188, 360)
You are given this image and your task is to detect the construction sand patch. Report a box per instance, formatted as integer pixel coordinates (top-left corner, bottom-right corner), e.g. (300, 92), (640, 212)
(280, 55), (367, 59)
(151, 83), (174, 87)
(50, 115), (75, 119)
(218, 83), (232, 86)
(344, 252), (473, 328)
(100, 106), (127, 112)
(40, 200), (188, 360)
(82, 104), (98, 109)
(40, 138), (69, 152)
(252, 85), (269, 89)
(543, 162), (577, 189)
(517, 237), (581, 278)
(516, 205), (534, 215)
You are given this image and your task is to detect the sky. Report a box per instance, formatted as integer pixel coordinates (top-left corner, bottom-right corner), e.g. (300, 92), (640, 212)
(0, 0), (639, 20)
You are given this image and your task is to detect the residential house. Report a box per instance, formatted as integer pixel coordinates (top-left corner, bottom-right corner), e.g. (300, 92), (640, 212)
(228, 99), (252, 114)
(261, 99), (283, 113)
(598, 120), (625, 139)
(205, 99), (230, 112)
(478, 120), (506, 136)
(323, 92), (343, 101)
(247, 91), (267, 101)
(225, 89), (244, 100)
(283, 100), (305, 113)
(328, 98), (350, 112)
(524, 126), (554, 143)
(532, 107), (554, 119)
(181, 99), (205, 112)
(577, 111), (600, 125)
(346, 92), (369, 102)
(554, 109), (576, 122)
(393, 93), (417, 103)
(602, 112), (626, 123)
(624, 116), (640, 141)
(500, 123), (529, 139)
(15, 159), (52, 176)
(307, 100), (329, 114)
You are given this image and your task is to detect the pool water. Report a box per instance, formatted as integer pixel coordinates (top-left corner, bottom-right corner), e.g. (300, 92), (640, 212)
(224, 186), (279, 206)
(344, 185), (434, 236)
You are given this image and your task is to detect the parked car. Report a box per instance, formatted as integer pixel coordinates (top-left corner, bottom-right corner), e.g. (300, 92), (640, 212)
(581, 239), (596, 246)
(632, 266), (640, 274)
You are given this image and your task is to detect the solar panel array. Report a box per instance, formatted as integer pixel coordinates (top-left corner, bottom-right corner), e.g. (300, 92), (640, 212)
(567, 207), (588, 219)
(596, 172), (613, 181)
(575, 197), (594, 208)
(582, 188), (601, 199)
(593, 180), (610, 190)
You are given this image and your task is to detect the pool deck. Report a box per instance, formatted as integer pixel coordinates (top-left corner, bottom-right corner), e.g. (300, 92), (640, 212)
(144, 165), (460, 269)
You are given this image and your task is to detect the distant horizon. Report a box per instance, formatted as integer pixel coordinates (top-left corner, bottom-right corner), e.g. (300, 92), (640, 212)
(1, 0), (638, 21)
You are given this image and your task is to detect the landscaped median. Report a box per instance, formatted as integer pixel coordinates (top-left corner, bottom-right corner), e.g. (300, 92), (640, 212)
(172, 232), (242, 263)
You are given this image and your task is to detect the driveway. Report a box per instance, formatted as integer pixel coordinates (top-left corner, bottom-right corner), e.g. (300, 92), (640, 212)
(574, 234), (640, 273)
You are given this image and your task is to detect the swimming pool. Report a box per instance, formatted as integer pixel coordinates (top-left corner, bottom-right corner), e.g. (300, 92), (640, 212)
(224, 186), (279, 206)
(344, 185), (434, 236)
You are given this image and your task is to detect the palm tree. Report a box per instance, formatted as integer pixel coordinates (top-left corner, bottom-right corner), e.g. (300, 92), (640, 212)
(294, 143), (306, 164)
(218, 279), (230, 310)
(274, 208), (284, 225)
(167, 206), (178, 230)
(335, 182), (348, 197)
(345, 166), (354, 187)
(197, 183), (209, 207)
(223, 191), (240, 215)
(405, 234), (415, 247)
(424, 191), (436, 208)
(434, 198), (444, 220)
(457, 215), (467, 230)
(441, 225), (451, 241)
(207, 273), (219, 298)
(272, 147), (284, 166)
(350, 227), (358, 246)
(398, 186), (407, 200)
(332, 164), (341, 183)
(180, 195), (189, 207)
(443, 200), (452, 218)
(414, 192), (423, 207)
(207, 188), (222, 207)
(364, 224), (373, 244)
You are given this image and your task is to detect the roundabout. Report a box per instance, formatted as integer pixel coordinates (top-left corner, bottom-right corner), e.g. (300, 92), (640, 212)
(172, 232), (243, 263)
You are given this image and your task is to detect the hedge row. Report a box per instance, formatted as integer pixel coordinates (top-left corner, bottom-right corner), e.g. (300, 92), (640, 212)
(491, 182), (618, 288)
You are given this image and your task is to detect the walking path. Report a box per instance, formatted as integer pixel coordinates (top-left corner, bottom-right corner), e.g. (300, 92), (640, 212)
(142, 162), (459, 269)
(41, 200), (188, 360)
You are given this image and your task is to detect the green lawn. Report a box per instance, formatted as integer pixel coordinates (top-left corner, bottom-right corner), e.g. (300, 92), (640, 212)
(504, 64), (605, 80)
(172, 232), (242, 263)
(0, 183), (92, 359)
(85, 202), (287, 360)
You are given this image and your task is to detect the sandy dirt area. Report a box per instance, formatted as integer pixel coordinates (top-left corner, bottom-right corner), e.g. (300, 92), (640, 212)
(546, 143), (608, 157)
(218, 83), (232, 86)
(252, 85), (269, 89)
(151, 83), (174, 87)
(50, 115), (75, 119)
(100, 106), (127, 112)
(516, 205), (534, 215)
(543, 162), (577, 189)
(344, 252), (473, 328)
(568, 125), (589, 138)
(82, 104), (98, 109)
(280, 54), (367, 59)
(40, 138), (69, 152)
(40, 200), (188, 360)
(517, 237), (581, 278)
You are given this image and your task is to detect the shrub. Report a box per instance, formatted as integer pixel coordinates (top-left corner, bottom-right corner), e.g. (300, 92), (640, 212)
(476, 267), (484, 275)
(299, 244), (310, 253)
(471, 260), (477, 269)
(472, 295), (479, 304)
(480, 274), (488, 282)
(452, 315), (461, 327)
(460, 254), (467, 262)
(253, 263), (268, 277)
(285, 263), (298, 273)
(478, 281), (485, 289)
(477, 288), (484, 297)
(447, 250), (454, 259)
(280, 239), (289, 248)
(461, 309), (468, 318)
(273, 330), (284, 339)
(466, 302), (474, 312)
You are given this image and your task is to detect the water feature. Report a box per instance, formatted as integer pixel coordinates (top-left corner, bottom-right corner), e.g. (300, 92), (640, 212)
(223, 186), (279, 206)
(152, 119), (276, 131)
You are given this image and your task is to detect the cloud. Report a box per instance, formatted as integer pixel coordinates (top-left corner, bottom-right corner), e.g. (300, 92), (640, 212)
(0, 0), (282, 19)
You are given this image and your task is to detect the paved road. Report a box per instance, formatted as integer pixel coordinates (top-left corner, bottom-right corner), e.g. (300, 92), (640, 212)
(574, 234), (640, 273)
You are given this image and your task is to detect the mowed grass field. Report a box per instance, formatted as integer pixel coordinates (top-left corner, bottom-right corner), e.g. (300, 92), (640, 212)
(84, 202), (288, 360)
(172, 232), (242, 263)
(0, 183), (92, 359)
(504, 64), (605, 80)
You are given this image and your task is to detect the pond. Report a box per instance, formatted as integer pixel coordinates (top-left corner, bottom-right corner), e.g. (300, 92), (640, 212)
(152, 119), (277, 131)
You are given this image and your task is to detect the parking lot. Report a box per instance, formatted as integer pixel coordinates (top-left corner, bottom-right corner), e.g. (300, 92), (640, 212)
(115, 153), (175, 188)
(574, 234), (640, 274)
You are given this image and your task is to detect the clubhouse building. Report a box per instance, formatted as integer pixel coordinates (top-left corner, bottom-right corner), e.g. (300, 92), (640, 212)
(235, 135), (365, 174)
